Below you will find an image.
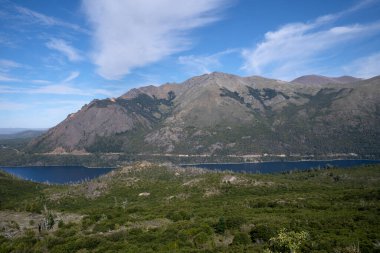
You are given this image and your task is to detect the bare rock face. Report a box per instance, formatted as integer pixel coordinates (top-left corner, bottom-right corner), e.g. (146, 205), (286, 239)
(29, 98), (154, 152)
(28, 72), (380, 156)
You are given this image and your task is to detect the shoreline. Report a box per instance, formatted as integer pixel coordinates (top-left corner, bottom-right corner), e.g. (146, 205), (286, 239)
(179, 158), (380, 166)
(1, 158), (380, 168)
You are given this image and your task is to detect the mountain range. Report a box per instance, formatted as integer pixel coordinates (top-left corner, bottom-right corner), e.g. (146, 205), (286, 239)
(28, 73), (380, 157)
(0, 129), (46, 141)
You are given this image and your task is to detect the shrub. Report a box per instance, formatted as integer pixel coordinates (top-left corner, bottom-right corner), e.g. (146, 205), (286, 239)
(232, 232), (251, 245)
(214, 217), (226, 234)
(269, 228), (309, 253)
(250, 225), (276, 243)
(166, 210), (192, 222)
(225, 216), (246, 230)
(193, 232), (209, 247)
(58, 220), (64, 228)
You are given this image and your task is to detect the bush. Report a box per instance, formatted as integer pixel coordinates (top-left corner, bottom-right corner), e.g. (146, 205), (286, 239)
(58, 220), (64, 228)
(226, 216), (246, 230)
(93, 221), (115, 233)
(193, 232), (209, 247)
(250, 225), (276, 243)
(232, 232), (251, 245)
(214, 217), (226, 234)
(269, 228), (309, 253)
(166, 210), (192, 222)
(45, 213), (55, 230)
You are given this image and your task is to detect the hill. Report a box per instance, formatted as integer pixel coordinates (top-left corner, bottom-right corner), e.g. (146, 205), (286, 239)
(0, 163), (379, 252)
(0, 130), (46, 140)
(28, 72), (380, 158)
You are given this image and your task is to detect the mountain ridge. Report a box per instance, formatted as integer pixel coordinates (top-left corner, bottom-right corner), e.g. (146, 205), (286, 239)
(291, 74), (362, 85)
(28, 72), (380, 157)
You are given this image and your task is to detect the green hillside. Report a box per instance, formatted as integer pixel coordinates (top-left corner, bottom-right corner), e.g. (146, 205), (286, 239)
(1, 163), (379, 252)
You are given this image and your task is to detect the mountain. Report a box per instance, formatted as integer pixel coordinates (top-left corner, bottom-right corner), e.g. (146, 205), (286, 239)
(0, 128), (46, 135)
(28, 72), (380, 157)
(0, 129), (46, 140)
(291, 75), (361, 86)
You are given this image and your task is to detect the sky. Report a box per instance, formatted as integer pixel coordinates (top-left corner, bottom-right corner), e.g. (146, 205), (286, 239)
(1, 0), (380, 128)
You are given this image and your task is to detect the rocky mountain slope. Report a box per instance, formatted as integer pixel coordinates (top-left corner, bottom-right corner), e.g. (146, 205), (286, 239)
(28, 72), (380, 157)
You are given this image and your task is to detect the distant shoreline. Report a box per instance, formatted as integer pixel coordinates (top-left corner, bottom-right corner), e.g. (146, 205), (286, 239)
(180, 158), (380, 166)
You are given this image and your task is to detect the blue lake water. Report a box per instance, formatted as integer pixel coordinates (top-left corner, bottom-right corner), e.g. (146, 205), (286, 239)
(181, 159), (380, 174)
(1, 160), (379, 184)
(0, 166), (114, 184)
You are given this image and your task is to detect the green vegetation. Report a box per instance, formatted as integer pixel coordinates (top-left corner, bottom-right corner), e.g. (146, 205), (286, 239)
(0, 163), (379, 252)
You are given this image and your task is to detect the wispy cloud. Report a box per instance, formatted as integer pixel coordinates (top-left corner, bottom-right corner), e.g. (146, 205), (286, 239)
(0, 59), (22, 70)
(241, 1), (380, 80)
(0, 73), (20, 82)
(46, 38), (83, 62)
(178, 49), (238, 75)
(0, 100), (29, 111)
(82, 0), (229, 80)
(62, 71), (80, 83)
(0, 83), (110, 96)
(343, 52), (380, 78)
(31, 79), (52, 85)
(30, 84), (84, 95)
(0, 71), (113, 96)
(15, 6), (89, 33)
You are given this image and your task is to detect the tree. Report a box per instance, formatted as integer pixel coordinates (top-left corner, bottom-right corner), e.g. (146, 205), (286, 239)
(46, 213), (55, 230)
(268, 228), (308, 253)
(214, 217), (226, 234)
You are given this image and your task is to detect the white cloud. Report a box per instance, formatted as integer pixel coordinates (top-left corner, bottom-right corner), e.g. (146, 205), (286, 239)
(242, 21), (380, 80)
(0, 73), (20, 82)
(46, 38), (83, 62)
(343, 52), (380, 78)
(31, 79), (52, 85)
(30, 84), (85, 95)
(15, 6), (89, 33)
(0, 59), (22, 69)
(0, 83), (108, 96)
(0, 101), (28, 111)
(241, 1), (380, 80)
(0, 85), (14, 93)
(178, 49), (238, 75)
(62, 71), (80, 83)
(82, 0), (228, 80)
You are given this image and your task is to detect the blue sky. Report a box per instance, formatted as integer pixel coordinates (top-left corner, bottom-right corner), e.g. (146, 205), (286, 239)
(1, 0), (380, 128)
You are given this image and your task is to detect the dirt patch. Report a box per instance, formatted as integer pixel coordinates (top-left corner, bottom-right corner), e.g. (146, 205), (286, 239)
(126, 218), (171, 230)
(182, 178), (203, 186)
(203, 188), (220, 198)
(222, 175), (237, 183)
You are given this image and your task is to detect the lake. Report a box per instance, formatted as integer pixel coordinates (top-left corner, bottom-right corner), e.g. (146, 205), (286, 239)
(181, 159), (380, 174)
(0, 166), (114, 184)
(1, 160), (379, 184)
